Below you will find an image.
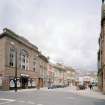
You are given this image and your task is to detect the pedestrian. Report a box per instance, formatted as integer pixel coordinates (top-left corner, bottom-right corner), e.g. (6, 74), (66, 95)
(48, 81), (51, 89)
(89, 84), (93, 90)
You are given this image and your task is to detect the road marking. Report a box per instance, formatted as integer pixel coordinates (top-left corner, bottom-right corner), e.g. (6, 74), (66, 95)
(0, 98), (15, 105)
(0, 98), (42, 105)
(0, 99), (15, 102)
(18, 100), (35, 104)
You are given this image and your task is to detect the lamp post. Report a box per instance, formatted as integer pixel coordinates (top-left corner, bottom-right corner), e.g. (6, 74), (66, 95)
(14, 48), (17, 92)
(34, 53), (40, 89)
(10, 42), (18, 92)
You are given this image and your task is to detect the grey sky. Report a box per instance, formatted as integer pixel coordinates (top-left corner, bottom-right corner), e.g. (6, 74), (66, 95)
(0, 0), (101, 71)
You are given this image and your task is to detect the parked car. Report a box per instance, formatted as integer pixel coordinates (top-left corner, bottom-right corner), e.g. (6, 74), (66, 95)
(48, 84), (57, 89)
(48, 84), (67, 89)
(78, 84), (86, 90)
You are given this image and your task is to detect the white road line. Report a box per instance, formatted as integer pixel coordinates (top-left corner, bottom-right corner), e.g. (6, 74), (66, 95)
(0, 99), (15, 102)
(0, 98), (15, 105)
(18, 100), (35, 104)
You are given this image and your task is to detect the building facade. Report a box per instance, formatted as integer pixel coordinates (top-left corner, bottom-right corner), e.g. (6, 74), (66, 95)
(98, 0), (105, 94)
(76, 71), (97, 88)
(0, 28), (48, 90)
(47, 63), (76, 86)
(64, 67), (76, 86)
(53, 64), (64, 85)
(37, 53), (48, 88)
(47, 63), (55, 86)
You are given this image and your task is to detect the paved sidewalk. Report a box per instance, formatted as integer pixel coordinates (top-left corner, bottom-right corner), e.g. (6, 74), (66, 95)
(4, 86), (105, 100)
(40, 86), (105, 100)
(73, 88), (105, 99)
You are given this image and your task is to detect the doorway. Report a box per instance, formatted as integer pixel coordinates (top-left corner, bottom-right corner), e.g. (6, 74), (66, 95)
(21, 76), (28, 89)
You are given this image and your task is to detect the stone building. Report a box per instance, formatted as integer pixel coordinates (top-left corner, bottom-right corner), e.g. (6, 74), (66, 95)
(47, 63), (55, 86)
(0, 28), (48, 90)
(64, 66), (76, 86)
(97, 0), (105, 94)
(37, 53), (48, 88)
(53, 64), (66, 86)
(47, 63), (76, 86)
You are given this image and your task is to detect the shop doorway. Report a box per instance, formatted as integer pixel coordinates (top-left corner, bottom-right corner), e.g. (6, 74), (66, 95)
(21, 76), (28, 89)
(37, 78), (43, 89)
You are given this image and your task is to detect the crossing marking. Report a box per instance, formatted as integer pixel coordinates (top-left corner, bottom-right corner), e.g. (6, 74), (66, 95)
(0, 98), (15, 105)
(18, 100), (35, 104)
(0, 98), (43, 105)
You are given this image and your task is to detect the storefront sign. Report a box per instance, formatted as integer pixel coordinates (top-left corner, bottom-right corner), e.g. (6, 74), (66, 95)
(21, 74), (29, 77)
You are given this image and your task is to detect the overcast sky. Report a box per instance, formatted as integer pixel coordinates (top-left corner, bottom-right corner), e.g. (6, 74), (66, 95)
(0, 0), (101, 71)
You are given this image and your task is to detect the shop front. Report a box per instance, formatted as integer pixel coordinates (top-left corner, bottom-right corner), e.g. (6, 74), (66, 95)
(9, 74), (36, 90)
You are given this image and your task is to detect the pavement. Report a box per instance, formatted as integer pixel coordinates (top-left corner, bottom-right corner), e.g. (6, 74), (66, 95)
(9, 86), (105, 100)
(0, 86), (104, 105)
(40, 86), (105, 100)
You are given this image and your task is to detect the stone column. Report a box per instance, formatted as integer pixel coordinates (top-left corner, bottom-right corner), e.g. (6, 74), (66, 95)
(2, 76), (10, 91)
(103, 66), (105, 94)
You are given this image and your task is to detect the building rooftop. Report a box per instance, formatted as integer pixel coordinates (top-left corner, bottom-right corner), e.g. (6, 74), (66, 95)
(38, 52), (49, 63)
(0, 28), (38, 52)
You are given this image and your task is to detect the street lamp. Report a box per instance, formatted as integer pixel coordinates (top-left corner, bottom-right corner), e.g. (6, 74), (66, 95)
(10, 41), (17, 92)
(14, 48), (17, 92)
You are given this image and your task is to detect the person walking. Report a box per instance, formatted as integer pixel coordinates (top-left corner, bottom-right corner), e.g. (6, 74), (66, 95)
(89, 83), (93, 90)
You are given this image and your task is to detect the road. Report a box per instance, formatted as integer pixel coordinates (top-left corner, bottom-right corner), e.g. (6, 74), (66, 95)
(0, 89), (105, 105)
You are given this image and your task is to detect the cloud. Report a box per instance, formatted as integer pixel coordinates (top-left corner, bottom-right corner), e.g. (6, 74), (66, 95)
(0, 0), (101, 71)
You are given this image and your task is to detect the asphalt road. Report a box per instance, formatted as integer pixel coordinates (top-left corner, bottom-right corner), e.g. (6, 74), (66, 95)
(0, 90), (105, 105)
